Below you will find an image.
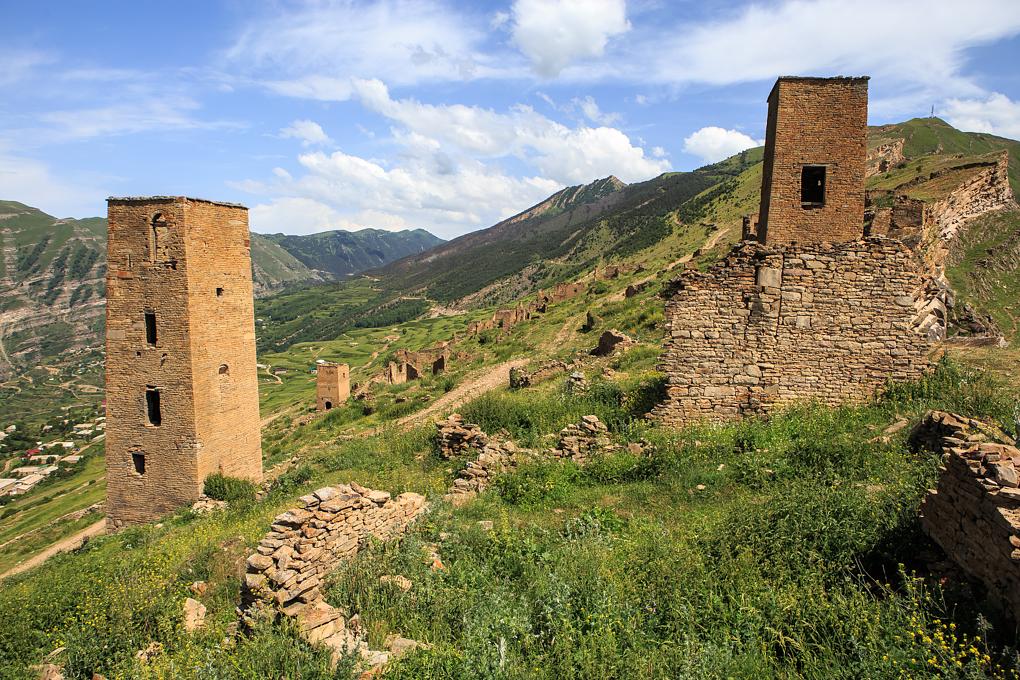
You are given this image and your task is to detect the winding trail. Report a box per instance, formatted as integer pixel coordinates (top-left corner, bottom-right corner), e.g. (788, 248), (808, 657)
(397, 358), (528, 428)
(0, 519), (105, 581)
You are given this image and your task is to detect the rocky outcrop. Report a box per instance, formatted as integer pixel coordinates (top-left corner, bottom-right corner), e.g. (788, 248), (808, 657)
(434, 414), (488, 459)
(866, 138), (905, 177)
(917, 411), (1020, 619)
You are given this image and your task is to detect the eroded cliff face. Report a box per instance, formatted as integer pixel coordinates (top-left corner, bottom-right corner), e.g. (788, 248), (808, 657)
(866, 138), (906, 177)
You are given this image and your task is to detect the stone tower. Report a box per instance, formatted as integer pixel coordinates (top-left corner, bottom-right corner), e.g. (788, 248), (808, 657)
(105, 196), (263, 527)
(757, 76), (869, 244)
(316, 362), (350, 411)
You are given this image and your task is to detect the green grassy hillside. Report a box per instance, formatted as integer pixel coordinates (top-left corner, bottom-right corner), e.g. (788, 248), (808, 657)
(260, 228), (444, 279)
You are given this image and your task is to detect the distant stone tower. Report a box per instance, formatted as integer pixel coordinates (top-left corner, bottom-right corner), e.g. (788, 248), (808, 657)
(316, 362), (350, 411)
(105, 196), (263, 527)
(757, 76), (870, 244)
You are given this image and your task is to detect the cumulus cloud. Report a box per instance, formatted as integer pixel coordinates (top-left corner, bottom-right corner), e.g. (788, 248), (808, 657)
(511, 0), (630, 77)
(350, 78), (667, 185)
(943, 93), (1020, 140)
(682, 126), (762, 163)
(280, 119), (332, 146)
(240, 148), (561, 238)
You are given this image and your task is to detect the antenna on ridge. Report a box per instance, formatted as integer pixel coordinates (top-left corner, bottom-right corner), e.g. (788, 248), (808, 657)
(930, 105), (935, 118)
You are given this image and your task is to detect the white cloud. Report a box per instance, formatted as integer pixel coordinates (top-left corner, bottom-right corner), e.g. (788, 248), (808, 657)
(228, 0), (509, 94)
(0, 149), (104, 218)
(280, 119), (332, 147)
(644, 0), (1020, 95)
(511, 0), (630, 77)
(682, 126), (762, 163)
(0, 50), (54, 86)
(34, 97), (237, 141)
(350, 78), (668, 185)
(241, 147), (561, 238)
(943, 93), (1020, 140)
(573, 95), (621, 125)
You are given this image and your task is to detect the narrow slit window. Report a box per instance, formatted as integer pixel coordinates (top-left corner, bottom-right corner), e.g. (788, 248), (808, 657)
(144, 312), (157, 345)
(145, 386), (162, 426)
(216, 287), (224, 297)
(801, 165), (826, 206)
(131, 452), (146, 475)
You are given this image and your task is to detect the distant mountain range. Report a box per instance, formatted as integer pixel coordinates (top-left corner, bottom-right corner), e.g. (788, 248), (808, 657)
(0, 200), (443, 375)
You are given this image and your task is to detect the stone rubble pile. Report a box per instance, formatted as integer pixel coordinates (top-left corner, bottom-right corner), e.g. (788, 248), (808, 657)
(917, 411), (1020, 619)
(241, 483), (427, 671)
(444, 439), (531, 505)
(552, 415), (610, 463)
(509, 360), (569, 389)
(592, 329), (634, 357)
(434, 414), (489, 459)
(565, 371), (589, 395)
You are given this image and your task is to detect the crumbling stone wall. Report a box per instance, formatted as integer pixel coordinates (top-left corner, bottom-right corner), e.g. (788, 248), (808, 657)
(316, 363), (350, 411)
(105, 196), (262, 527)
(242, 484), (427, 665)
(653, 238), (934, 426)
(552, 415), (609, 463)
(917, 411), (1020, 619)
(758, 77), (869, 244)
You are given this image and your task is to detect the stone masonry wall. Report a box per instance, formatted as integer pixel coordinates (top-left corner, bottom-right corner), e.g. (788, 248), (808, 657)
(106, 197), (262, 527)
(243, 484), (427, 664)
(758, 77), (869, 244)
(917, 411), (1020, 619)
(652, 237), (934, 426)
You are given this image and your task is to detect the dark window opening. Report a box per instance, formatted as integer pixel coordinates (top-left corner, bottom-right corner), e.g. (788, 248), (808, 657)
(216, 287), (224, 297)
(218, 364), (229, 375)
(324, 400), (333, 410)
(144, 312), (157, 345)
(131, 452), (146, 475)
(145, 386), (162, 426)
(801, 165), (826, 206)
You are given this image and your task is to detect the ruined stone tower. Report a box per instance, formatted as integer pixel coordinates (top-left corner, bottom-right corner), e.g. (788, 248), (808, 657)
(757, 76), (869, 244)
(316, 362), (350, 411)
(105, 196), (263, 527)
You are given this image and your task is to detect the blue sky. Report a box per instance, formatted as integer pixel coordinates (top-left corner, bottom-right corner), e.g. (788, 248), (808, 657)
(2, 0), (1019, 238)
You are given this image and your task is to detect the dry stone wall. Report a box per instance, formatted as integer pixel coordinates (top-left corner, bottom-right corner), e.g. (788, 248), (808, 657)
(917, 411), (1020, 619)
(653, 238), (935, 426)
(242, 483), (427, 667)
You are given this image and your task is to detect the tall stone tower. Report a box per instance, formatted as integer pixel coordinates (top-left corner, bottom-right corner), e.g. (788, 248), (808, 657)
(105, 196), (263, 527)
(757, 76), (869, 244)
(316, 362), (350, 411)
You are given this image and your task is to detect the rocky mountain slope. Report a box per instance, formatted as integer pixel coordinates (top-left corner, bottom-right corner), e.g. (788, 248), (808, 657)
(0, 201), (442, 376)
(260, 228), (443, 280)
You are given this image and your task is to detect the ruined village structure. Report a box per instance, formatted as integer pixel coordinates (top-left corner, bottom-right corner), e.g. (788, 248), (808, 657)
(653, 77), (937, 426)
(105, 196), (263, 526)
(316, 362), (350, 411)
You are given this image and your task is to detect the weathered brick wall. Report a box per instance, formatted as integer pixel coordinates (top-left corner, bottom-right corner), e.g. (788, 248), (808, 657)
(106, 197), (262, 527)
(652, 238), (934, 426)
(918, 411), (1020, 619)
(316, 363), (350, 411)
(758, 77), (869, 244)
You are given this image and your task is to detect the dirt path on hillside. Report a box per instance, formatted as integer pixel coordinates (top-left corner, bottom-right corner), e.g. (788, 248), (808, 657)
(0, 519), (105, 580)
(397, 358), (529, 427)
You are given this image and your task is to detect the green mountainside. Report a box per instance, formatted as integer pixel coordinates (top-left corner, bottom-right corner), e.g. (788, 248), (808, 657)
(260, 228), (444, 280)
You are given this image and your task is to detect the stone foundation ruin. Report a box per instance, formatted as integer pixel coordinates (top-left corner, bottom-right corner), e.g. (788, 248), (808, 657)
(917, 411), (1020, 619)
